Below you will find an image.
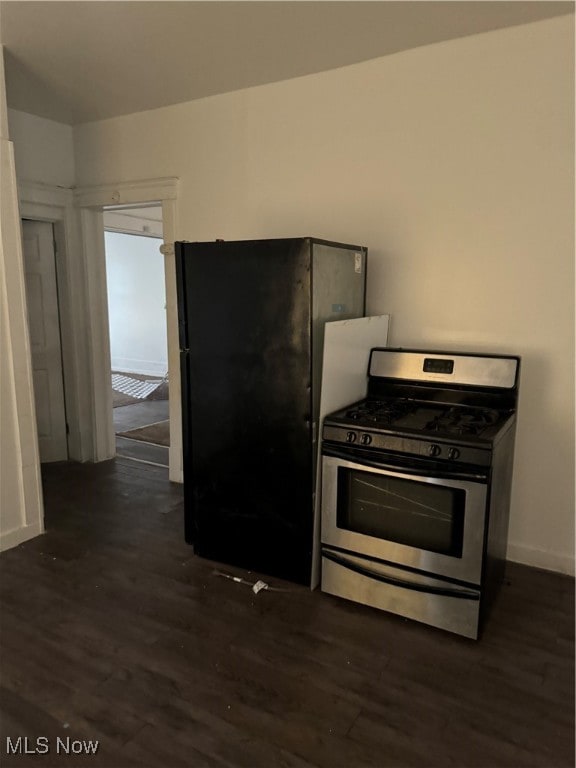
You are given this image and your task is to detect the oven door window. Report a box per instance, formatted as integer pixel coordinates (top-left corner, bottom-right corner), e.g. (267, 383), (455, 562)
(337, 468), (466, 558)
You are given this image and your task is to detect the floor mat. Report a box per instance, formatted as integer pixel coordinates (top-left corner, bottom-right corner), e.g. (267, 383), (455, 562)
(112, 373), (163, 399)
(116, 419), (170, 447)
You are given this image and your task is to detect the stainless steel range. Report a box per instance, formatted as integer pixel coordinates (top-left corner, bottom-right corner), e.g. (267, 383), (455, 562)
(320, 348), (520, 639)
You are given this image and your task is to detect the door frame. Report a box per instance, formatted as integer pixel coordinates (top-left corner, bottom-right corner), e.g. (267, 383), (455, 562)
(75, 178), (182, 482)
(19, 182), (91, 462)
(1, 141), (44, 551)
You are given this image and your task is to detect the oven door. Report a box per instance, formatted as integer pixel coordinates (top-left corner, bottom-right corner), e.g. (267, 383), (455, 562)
(321, 454), (488, 585)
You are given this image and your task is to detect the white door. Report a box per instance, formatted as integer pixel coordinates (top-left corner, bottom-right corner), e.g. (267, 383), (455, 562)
(22, 220), (68, 462)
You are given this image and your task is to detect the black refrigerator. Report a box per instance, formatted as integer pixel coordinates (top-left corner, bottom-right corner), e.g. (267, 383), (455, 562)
(175, 237), (367, 585)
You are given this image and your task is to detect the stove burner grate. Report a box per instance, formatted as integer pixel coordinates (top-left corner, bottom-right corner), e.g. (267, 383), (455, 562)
(424, 407), (500, 436)
(340, 399), (505, 438)
(345, 399), (416, 425)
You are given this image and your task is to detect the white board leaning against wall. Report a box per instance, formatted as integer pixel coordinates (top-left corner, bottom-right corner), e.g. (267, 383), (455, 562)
(311, 314), (391, 588)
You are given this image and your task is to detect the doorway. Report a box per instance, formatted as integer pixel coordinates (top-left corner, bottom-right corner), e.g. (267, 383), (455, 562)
(19, 177), (181, 482)
(103, 206), (170, 468)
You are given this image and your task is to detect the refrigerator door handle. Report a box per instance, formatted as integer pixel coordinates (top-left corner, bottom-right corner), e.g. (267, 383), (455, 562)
(175, 244), (189, 350)
(180, 348), (195, 545)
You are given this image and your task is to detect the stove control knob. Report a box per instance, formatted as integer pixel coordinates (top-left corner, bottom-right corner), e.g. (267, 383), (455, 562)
(448, 447), (460, 461)
(428, 444), (442, 458)
(360, 433), (372, 446)
(346, 431), (358, 443)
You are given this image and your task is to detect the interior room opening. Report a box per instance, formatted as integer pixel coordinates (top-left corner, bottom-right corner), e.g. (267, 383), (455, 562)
(103, 205), (170, 468)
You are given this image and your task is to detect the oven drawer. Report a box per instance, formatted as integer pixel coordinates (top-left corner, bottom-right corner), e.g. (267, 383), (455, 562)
(321, 548), (481, 639)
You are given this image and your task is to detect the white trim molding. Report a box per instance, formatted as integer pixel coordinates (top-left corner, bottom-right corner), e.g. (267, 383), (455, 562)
(160, 195), (182, 484)
(18, 180), (74, 208)
(80, 207), (115, 461)
(1, 139), (45, 551)
(507, 542), (575, 577)
(75, 177), (178, 208)
(0, 521), (44, 553)
(0, 46), (8, 140)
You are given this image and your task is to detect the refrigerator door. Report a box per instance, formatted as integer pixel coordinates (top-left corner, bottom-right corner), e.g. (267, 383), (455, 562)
(176, 239), (314, 584)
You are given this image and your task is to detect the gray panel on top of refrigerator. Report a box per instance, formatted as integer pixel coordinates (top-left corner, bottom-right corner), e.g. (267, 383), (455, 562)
(311, 242), (367, 455)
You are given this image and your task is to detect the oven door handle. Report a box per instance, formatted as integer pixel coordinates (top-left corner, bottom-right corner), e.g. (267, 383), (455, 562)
(323, 550), (480, 600)
(322, 445), (488, 482)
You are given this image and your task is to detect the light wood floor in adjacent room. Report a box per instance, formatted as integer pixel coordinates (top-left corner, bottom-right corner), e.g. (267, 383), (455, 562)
(0, 459), (573, 767)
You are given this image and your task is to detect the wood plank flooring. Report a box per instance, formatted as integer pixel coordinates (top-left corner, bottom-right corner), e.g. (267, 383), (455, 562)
(0, 458), (573, 767)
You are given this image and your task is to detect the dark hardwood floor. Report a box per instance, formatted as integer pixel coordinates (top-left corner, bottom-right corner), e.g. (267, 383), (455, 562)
(1, 459), (573, 767)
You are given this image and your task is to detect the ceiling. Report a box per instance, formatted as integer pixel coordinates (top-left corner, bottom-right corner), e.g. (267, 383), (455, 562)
(1, 1), (573, 126)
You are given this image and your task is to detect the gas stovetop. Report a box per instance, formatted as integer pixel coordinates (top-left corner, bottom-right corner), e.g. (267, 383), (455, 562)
(322, 398), (516, 466)
(336, 399), (508, 439)
(321, 348), (520, 467)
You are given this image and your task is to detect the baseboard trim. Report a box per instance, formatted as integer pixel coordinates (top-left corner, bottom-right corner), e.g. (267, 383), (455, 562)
(0, 522), (44, 553)
(507, 542), (575, 577)
(111, 359), (168, 377)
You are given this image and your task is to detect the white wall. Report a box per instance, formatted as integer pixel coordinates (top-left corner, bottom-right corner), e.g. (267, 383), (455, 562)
(74, 16), (575, 575)
(8, 109), (75, 187)
(105, 231), (168, 376)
